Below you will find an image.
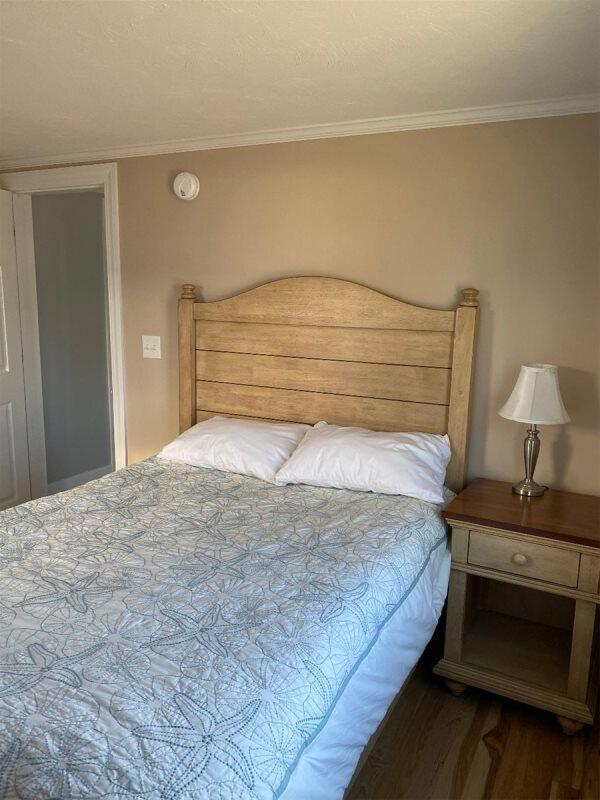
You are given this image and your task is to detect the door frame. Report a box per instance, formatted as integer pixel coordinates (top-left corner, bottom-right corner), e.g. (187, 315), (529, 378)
(1, 164), (127, 491)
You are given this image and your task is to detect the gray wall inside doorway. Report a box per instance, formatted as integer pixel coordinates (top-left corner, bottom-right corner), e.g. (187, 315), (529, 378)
(32, 191), (113, 486)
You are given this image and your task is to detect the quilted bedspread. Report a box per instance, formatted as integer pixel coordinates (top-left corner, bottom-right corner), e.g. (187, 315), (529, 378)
(0, 458), (446, 800)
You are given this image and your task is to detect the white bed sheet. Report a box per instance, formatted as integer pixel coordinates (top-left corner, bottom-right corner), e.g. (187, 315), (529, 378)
(281, 540), (451, 800)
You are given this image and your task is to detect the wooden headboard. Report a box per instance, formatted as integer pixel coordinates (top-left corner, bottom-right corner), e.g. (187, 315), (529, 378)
(178, 277), (479, 491)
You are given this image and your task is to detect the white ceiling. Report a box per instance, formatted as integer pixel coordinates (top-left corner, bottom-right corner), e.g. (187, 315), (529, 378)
(1, 0), (599, 168)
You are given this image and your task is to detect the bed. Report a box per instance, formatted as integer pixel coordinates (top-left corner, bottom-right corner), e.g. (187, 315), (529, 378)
(0, 277), (479, 799)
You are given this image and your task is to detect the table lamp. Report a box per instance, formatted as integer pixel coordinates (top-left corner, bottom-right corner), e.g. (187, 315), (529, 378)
(499, 364), (570, 497)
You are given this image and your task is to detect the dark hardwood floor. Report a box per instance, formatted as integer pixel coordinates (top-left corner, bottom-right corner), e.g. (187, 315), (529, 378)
(347, 665), (599, 800)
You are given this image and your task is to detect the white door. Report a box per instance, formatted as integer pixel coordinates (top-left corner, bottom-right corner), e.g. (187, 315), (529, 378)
(0, 189), (31, 509)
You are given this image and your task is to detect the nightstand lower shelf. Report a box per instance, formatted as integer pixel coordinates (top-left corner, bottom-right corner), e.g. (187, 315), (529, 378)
(434, 568), (599, 732)
(461, 608), (571, 692)
(434, 598), (596, 724)
(433, 658), (595, 725)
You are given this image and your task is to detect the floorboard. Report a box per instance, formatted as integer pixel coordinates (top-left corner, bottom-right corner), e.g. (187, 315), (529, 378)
(346, 665), (599, 800)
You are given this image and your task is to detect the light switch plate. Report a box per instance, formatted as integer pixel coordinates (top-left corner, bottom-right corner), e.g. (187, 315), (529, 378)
(142, 335), (161, 359)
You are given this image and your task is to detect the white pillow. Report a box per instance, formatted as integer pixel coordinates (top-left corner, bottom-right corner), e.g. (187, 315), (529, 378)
(159, 416), (309, 483)
(274, 421), (451, 503)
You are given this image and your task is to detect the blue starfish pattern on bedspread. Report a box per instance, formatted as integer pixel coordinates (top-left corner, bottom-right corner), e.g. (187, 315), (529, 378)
(0, 458), (446, 799)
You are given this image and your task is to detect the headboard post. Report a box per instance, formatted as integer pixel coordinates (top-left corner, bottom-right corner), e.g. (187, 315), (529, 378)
(178, 283), (197, 432)
(445, 288), (479, 492)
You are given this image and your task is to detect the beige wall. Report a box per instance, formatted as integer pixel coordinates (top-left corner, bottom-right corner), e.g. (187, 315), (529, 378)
(118, 113), (599, 495)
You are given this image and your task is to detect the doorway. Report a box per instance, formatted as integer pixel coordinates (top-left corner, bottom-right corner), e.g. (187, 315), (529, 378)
(0, 164), (125, 508)
(32, 190), (113, 492)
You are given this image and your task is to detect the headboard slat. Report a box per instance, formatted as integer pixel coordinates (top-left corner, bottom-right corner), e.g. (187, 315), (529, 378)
(197, 321), (453, 368)
(196, 351), (451, 405)
(196, 381), (449, 434)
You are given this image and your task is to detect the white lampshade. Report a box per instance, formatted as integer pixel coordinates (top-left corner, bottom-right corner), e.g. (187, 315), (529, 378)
(499, 364), (570, 425)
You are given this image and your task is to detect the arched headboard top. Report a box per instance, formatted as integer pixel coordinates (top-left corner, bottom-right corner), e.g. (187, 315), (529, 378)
(178, 277), (479, 491)
(189, 276), (460, 331)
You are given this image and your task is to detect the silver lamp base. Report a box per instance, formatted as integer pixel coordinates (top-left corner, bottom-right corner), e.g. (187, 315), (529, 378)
(512, 424), (547, 497)
(512, 478), (546, 497)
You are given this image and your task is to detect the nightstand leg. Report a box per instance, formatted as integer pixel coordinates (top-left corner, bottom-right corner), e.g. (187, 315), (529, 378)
(445, 679), (468, 697)
(443, 570), (469, 662)
(556, 716), (585, 736)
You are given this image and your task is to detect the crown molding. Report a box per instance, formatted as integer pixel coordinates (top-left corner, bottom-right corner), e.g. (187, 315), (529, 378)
(1, 94), (598, 170)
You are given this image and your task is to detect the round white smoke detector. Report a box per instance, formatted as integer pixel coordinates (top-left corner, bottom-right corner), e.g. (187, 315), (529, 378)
(173, 172), (200, 201)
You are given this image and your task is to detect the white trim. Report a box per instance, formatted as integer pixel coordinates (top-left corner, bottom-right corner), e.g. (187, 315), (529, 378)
(1, 164), (119, 194)
(47, 464), (113, 495)
(0, 94), (597, 170)
(12, 194), (48, 497)
(101, 165), (127, 470)
(1, 164), (127, 471)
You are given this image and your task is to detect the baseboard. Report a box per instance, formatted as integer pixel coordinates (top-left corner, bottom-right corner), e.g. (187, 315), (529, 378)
(47, 464), (113, 494)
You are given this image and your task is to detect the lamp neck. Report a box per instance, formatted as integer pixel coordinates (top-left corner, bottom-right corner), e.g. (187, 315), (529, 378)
(524, 424), (540, 481)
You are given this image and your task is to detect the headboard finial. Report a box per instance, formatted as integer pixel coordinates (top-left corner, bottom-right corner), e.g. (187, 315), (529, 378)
(181, 284), (197, 301)
(460, 288), (479, 308)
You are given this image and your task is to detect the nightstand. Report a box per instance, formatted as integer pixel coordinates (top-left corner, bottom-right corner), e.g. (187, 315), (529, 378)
(434, 478), (600, 734)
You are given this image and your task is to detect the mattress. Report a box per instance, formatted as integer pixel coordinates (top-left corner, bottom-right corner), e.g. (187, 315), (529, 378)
(0, 458), (449, 800)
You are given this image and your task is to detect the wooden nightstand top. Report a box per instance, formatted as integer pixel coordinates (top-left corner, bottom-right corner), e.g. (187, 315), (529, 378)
(443, 478), (600, 549)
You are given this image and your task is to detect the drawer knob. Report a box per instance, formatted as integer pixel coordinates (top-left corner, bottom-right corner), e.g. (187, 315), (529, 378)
(511, 553), (528, 566)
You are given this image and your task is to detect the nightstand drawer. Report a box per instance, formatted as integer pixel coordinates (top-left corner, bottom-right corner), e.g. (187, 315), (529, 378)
(468, 530), (580, 587)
